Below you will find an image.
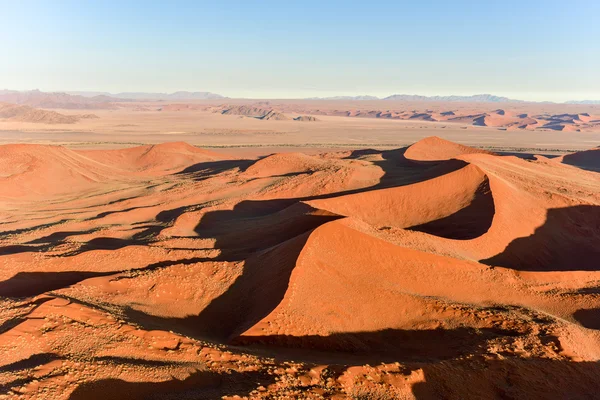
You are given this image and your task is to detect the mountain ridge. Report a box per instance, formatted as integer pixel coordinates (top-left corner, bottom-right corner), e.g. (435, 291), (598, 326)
(3, 89), (599, 104)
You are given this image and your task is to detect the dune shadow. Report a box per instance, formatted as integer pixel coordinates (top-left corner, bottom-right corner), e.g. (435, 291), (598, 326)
(0, 297), (53, 333)
(233, 326), (522, 364)
(0, 353), (60, 373)
(89, 356), (199, 368)
(86, 204), (161, 221)
(119, 231), (313, 341)
(412, 357), (600, 399)
(27, 229), (101, 244)
(3, 204), (202, 257)
(495, 151), (561, 160)
(193, 202), (342, 257)
(560, 149), (600, 172)
(573, 308), (600, 330)
(68, 369), (273, 400)
(0, 245), (44, 255)
(407, 178), (495, 239)
(348, 146), (471, 189)
(177, 158), (257, 180)
(481, 205), (600, 271)
(0, 271), (117, 298)
(0, 256), (216, 299)
(0, 218), (71, 237)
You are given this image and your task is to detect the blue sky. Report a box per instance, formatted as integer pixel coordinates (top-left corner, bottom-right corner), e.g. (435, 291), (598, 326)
(1, 0), (599, 101)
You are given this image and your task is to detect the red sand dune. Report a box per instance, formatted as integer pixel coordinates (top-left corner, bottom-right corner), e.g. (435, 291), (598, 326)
(1, 137), (600, 399)
(403, 135), (493, 161)
(78, 142), (225, 175)
(214, 101), (600, 132)
(306, 163), (491, 232)
(0, 144), (130, 198)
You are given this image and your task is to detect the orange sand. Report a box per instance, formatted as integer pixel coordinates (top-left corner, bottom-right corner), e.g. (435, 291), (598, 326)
(0, 137), (599, 399)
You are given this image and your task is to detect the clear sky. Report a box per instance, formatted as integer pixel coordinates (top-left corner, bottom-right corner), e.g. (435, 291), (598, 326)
(1, 0), (599, 101)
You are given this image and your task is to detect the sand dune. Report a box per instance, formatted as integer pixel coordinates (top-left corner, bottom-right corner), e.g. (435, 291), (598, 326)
(307, 163), (492, 233)
(0, 142), (226, 199)
(0, 144), (130, 198)
(294, 115), (319, 121)
(259, 110), (289, 120)
(220, 105), (272, 118)
(78, 142), (226, 175)
(403, 135), (493, 160)
(211, 101), (600, 132)
(1, 137), (600, 399)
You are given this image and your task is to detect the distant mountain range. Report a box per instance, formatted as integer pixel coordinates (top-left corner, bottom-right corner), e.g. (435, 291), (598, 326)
(0, 90), (119, 109)
(565, 100), (600, 105)
(67, 91), (226, 100)
(0, 89), (227, 109)
(306, 95), (380, 101)
(1, 89), (598, 106)
(383, 94), (523, 102)
(307, 94), (525, 102)
(306, 94), (600, 104)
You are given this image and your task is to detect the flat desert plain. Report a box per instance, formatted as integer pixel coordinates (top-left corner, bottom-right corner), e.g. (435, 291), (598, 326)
(2, 99), (600, 153)
(1, 100), (600, 399)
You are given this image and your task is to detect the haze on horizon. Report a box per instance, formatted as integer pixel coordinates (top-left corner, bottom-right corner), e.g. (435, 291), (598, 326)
(1, 0), (599, 102)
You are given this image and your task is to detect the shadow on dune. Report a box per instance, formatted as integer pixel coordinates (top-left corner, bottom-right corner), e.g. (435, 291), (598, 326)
(412, 357), (600, 400)
(360, 147), (470, 189)
(178, 158), (257, 178)
(0, 257), (216, 299)
(495, 151), (561, 160)
(407, 177), (495, 240)
(0, 204), (199, 257)
(0, 245), (44, 255)
(0, 219), (72, 237)
(573, 308), (600, 330)
(560, 149), (600, 172)
(0, 297), (53, 333)
(481, 205), (600, 271)
(0, 271), (117, 298)
(0, 353), (60, 373)
(119, 231), (314, 341)
(85, 204), (161, 221)
(89, 356), (200, 368)
(27, 229), (102, 244)
(68, 369), (274, 400)
(192, 202), (342, 257)
(233, 326), (522, 363)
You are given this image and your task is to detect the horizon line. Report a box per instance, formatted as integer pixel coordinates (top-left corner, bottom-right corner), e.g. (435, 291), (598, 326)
(2, 88), (599, 104)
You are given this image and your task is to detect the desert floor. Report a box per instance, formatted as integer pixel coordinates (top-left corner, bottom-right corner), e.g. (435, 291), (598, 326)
(1, 102), (600, 154)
